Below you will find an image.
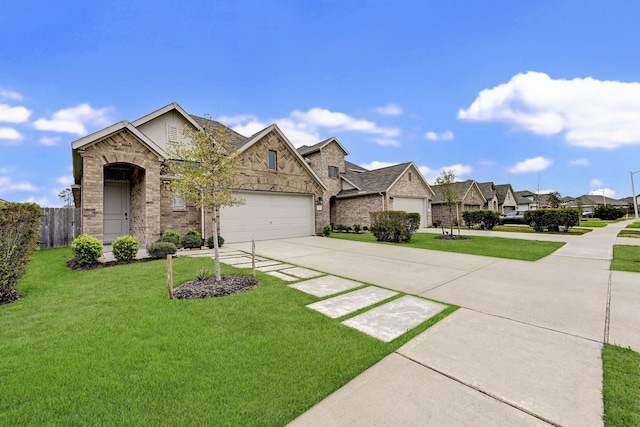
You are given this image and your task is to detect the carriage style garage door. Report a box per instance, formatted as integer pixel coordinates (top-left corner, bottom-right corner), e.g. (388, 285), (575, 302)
(392, 197), (427, 228)
(220, 191), (315, 243)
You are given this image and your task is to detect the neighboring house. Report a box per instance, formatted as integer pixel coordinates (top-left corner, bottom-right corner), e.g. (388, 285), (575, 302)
(71, 102), (432, 245)
(514, 190), (539, 211)
(431, 180), (486, 225)
(297, 138), (434, 229)
(477, 182), (517, 213)
(71, 102), (326, 245)
(563, 194), (629, 214)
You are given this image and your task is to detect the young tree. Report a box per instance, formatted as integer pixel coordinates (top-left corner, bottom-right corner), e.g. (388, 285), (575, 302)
(58, 188), (74, 207)
(435, 169), (461, 237)
(166, 118), (243, 281)
(547, 191), (562, 208)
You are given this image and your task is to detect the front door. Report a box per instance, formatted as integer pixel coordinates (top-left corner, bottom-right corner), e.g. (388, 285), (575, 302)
(104, 181), (129, 243)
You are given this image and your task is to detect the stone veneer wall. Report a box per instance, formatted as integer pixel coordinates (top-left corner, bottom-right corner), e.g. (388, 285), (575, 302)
(335, 194), (384, 228)
(129, 167), (146, 240)
(159, 183), (203, 239)
(80, 130), (161, 245)
(234, 130), (325, 234)
(432, 186), (484, 226)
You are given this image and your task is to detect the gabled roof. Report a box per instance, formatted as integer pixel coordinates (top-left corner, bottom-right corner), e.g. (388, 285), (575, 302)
(338, 162), (433, 198)
(494, 184), (515, 203)
(431, 179), (486, 204)
(297, 137), (349, 157)
(476, 181), (496, 201)
(131, 102), (202, 130)
(190, 115), (249, 149)
(235, 124), (327, 191)
(567, 194), (628, 207)
(344, 160), (368, 173)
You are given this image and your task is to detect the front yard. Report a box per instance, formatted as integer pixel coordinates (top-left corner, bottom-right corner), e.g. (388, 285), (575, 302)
(0, 248), (453, 426)
(330, 231), (565, 261)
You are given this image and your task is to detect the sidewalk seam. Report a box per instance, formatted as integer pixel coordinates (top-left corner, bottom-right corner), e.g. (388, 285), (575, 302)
(604, 271), (612, 344)
(396, 352), (560, 427)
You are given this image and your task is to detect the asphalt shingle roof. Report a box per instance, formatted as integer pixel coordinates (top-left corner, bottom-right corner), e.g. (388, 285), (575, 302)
(190, 115), (249, 150)
(339, 162), (411, 196)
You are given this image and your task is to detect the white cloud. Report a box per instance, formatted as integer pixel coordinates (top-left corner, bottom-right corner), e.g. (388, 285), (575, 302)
(359, 161), (398, 170)
(0, 176), (37, 194)
(0, 127), (22, 142)
(420, 164), (473, 184)
(589, 188), (616, 198)
(459, 71), (640, 149)
(508, 156), (552, 173)
(424, 130), (454, 141)
(39, 136), (61, 146)
(56, 175), (74, 186)
(222, 107), (400, 148)
(570, 158), (589, 166)
(0, 87), (23, 101)
(0, 104), (31, 123)
(33, 103), (113, 135)
(375, 103), (403, 116)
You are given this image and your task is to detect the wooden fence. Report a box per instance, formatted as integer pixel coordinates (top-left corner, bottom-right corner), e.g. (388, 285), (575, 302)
(39, 207), (82, 249)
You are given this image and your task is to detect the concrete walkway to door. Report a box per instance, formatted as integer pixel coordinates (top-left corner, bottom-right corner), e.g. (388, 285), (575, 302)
(228, 221), (640, 426)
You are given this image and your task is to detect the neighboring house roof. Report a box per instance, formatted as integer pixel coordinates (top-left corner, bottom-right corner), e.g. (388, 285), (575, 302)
(565, 194), (628, 207)
(338, 162), (433, 198)
(297, 137), (349, 157)
(495, 184), (515, 204)
(476, 181), (497, 202)
(514, 190), (538, 205)
(431, 179), (486, 205)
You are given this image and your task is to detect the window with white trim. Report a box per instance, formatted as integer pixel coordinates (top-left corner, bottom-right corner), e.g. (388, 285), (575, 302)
(328, 165), (339, 178)
(268, 150), (277, 171)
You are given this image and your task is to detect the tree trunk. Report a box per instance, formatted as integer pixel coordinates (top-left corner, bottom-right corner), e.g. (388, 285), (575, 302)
(212, 203), (221, 281)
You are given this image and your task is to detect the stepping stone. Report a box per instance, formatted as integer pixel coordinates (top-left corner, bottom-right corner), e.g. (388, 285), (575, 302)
(257, 263), (294, 272)
(278, 266), (322, 279)
(232, 260), (281, 269)
(307, 286), (398, 318)
(290, 276), (362, 297)
(220, 256), (254, 265)
(267, 271), (300, 282)
(342, 296), (447, 342)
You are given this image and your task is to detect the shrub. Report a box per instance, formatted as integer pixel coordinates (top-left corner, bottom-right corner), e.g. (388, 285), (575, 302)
(160, 230), (180, 246)
(195, 268), (212, 280)
(112, 235), (139, 262)
(369, 210), (416, 242)
(433, 219), (442, 228)
(71, 234), (103, 266)
(322, 224), (332, 237)
(595, 205), (626, 220)
(407, 213), (421, 234)
(0, 202), (42, 304)
(524, 209), (581, 232)
(362, 226), (369, 232)
(463, 210), (500, 230)
(148, 241), (177, 258)
(206, 235), (225, 249)
(353, 224), (361, 234)
(181, 234), (202, 249)
(186, 228), (201, 238)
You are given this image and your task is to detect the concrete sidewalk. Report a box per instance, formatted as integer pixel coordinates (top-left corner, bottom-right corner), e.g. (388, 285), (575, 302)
(228, 221), (638, 426)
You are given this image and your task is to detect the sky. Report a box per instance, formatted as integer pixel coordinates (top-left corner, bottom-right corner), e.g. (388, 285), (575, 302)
(2, 1), (640, 207)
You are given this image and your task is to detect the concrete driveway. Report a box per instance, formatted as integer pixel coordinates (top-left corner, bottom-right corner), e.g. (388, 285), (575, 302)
(229, 221), (638, 426)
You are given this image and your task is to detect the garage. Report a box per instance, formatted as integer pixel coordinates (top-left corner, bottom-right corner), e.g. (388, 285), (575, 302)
(220, 191), (315, 243)
(392, 197), (427, 228)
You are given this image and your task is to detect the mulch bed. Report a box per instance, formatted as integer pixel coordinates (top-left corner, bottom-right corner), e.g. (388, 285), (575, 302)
(173, 276), (258, 299)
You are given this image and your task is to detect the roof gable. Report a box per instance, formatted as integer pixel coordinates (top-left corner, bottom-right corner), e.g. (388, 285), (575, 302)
(297, 137), (349, 157)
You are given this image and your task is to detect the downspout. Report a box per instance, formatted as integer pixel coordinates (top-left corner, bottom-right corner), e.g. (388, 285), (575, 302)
(201, 194), (205, 239)
(379, 192), (385, 210)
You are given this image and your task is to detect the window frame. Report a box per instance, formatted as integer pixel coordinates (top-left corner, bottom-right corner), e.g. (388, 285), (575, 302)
(328, 165), (339, 179)
(268, 150), (277, 171)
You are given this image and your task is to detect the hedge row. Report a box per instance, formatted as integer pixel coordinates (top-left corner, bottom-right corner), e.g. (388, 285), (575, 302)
(370, 211), (420, 242)
(461, 210), (500, 230)
(525, 208), (580, 232)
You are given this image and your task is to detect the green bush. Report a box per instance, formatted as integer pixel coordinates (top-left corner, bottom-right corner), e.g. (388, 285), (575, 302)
(195, 268), (212, 280)
(71, 234), (103, 266)
(353, 224), (361, 234)
(370, 211), (416, 242)
(524, 209), (580, 232)
(462, 210), (500, 230)
(595, 205), (626, 220)
(322, 224), (332, 237)
(206, 235), (225, 249)
(407, 212), (421, 234)
(112, 235), (139, 262)
(181, 234), (202, 249)
(0, 202), (42, 304)
(147, 241), (177, 258)
(160, 230), (180, 246)
(186, 228), (201, 238)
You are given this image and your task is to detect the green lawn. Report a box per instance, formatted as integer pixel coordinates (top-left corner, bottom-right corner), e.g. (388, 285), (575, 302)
(490, 225), (591, 235)
(611, 245), (640, 272)
(626, 221), (640, 229)
(603, 345), (640, 427)
(618, 229), (640, 238)
(330, 231), (564, 261)
(0, 248), (455, 426)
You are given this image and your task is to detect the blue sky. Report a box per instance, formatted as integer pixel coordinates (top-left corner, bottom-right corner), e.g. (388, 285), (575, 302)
(2, 1), (640, 206)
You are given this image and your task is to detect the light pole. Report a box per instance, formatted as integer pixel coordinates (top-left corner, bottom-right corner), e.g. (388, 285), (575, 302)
(631, 170), (640, 222)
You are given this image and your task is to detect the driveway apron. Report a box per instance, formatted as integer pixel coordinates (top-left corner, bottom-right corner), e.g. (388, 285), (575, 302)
(228, 221), (636, 427)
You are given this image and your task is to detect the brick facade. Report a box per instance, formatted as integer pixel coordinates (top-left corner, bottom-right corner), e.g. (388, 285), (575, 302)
(432, 183), (484, 226)
(79, 129), (161, 245)
(334, 194), (384, 228)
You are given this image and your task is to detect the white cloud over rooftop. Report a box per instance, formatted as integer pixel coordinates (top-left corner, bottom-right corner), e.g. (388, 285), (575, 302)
(33, 103), (113, 135)
(508, 156), (553, 173)
(459, 71), (640, 149)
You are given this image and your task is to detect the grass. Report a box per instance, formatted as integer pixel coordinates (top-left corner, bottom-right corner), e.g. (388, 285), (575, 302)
(602, 345), (640, 427)
(579, 219), (610, 227)
(330, 231), (564, 261)
(611, 245), (640, 272)
(618, 229), (640, 238)
(626, 221), (640, 229)
(490, 225), (591, 235)
(0, 248), (455, 426)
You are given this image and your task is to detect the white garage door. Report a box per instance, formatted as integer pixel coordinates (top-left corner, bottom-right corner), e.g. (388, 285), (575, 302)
(220, 191), (315, 243)
(393, 197), (426, 228)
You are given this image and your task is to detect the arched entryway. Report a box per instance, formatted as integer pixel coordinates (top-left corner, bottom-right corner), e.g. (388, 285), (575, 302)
(103, 164), (146, 244)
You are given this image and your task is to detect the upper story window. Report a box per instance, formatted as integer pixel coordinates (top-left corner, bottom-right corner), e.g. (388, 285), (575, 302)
(408, 172), (412, 181)
(328, 165), (339, 178)
(268, 150), (277, 171)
